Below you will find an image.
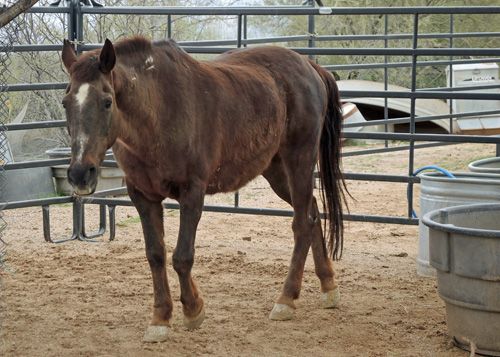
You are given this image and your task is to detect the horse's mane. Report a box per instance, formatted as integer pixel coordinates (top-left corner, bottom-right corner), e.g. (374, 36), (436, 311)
(70, 36), (188, 82)
(114, 36), (153, 56)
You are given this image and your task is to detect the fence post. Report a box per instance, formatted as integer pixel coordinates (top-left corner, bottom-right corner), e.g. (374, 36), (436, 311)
(384, 14), (389, 148)
(76, 0), (84, 54)
(449, 14), (454, 133)
(68, 0), (78, 42)
(307, 0), (316, 61)
(243, 15), (248, 48)
(237, 14), (243, 48)
(407, 13), (419, 218)
(167, 14), (172, 39)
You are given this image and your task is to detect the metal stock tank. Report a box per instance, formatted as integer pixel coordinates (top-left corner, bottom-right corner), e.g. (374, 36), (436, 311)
(423, 203), (500, 356)
(469, 157), (500, 174)
(418, 172), (500, 277)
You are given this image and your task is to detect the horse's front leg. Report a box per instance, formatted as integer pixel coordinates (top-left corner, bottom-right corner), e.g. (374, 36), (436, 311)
(172, 181), (206, 330)
(127, 184), (172, 343)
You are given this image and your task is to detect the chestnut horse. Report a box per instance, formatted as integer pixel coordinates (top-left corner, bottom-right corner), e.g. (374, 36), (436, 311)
(61, 36), (344, 342)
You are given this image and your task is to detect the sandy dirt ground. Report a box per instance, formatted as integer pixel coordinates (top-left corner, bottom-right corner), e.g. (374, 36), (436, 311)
(0, 142), (495, 356)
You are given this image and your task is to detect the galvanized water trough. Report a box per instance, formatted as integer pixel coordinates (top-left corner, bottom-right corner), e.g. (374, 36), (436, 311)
(469, 157), (500, 174)
(423, 203), (500, 356)
(418, 172), (500, 277)
(46, 148), (125, 195)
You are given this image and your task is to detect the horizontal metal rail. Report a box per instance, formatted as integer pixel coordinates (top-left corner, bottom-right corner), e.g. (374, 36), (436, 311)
(315, 31), (500, 41)
(5, 59), (498, 89)
(1, 82), (66, 92)
(344, 172), (420, 183)
(342, 142), (458, 157)
(26, 6), (70, 13)
(3, 120), (66, 131)
(7, 47), (499, 75)
(4, 159), (118, 170)
(325, 57), (500, 71)
(418, 84), (500, 92)
(343, 132), (500, 143)
(7, 30), (500, 53)
(4, 158), (70, 169)
(4, 107), (499, 134)
(0, 194), (418, 226)
(8, 44), (63, 52)
(74, 43), (500, 57)
(25, 5), (500, 16)
(3, 83), (500, 101)
(81, 197), (420, 226)
(343, 109), (500, 129)
(341, 90), (500, 100)
(299, 47), (500, 57)
(1, 196), (73, 209)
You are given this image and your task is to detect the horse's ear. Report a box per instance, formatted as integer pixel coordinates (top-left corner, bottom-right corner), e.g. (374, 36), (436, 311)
(62, 39), (77, 72)
(99, 38), (116, 74)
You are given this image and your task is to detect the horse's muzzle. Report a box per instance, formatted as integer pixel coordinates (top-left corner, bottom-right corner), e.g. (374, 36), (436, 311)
(67, 163), (98, 195)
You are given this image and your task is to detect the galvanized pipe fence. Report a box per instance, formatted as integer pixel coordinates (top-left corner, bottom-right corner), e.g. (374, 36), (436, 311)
(1, 3), (500, 241)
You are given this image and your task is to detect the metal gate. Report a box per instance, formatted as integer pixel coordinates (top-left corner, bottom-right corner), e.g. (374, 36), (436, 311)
(1, 2), (500, 242)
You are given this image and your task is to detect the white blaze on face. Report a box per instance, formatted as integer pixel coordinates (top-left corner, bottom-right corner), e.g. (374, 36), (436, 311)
(73, 83), (91, 165)
(75, 83), (90, 108)
(75, 133), (89, 164)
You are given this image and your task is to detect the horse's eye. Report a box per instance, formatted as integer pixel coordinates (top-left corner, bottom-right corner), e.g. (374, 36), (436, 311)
(104, 99), (112, 109)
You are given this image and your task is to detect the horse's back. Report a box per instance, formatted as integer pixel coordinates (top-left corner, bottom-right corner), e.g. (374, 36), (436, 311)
(214, 46), (328, 146)
(216, 46), (327, 114)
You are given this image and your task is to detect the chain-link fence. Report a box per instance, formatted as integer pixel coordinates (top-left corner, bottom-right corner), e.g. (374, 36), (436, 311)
(0, 1), (19, 273)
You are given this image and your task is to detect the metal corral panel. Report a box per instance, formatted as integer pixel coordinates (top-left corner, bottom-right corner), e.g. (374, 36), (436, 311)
(447, 63), (500, 135)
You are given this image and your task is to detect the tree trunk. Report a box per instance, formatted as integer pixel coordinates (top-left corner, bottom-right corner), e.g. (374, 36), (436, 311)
(0, 0), (40, 29)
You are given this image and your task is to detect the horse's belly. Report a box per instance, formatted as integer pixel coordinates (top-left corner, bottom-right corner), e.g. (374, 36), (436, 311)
(206, 149), (276, 194)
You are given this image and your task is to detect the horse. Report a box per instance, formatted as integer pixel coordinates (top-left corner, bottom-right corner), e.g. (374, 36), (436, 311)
(61, 36), (345, 342)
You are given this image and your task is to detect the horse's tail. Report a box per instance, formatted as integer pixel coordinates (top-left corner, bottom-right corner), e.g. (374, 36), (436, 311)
(310, 61), (346, 260)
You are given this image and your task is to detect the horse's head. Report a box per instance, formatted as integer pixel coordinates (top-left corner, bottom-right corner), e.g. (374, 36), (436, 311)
(62, 39), (118, 195)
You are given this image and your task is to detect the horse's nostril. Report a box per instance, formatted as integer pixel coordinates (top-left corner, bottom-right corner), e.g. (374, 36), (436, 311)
(83, 166), (97, 185)
(68, 164), (97, 188)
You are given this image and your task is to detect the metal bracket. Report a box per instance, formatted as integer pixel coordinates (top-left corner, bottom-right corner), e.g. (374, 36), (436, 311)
(68, 40), (86, 46)
(42, 200), (116, 243)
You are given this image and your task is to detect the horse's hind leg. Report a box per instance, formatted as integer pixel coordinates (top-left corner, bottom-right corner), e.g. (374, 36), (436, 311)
(128, 184), (172, 342)
(263, 155), (338, 321)
(310, 197), (340, 308)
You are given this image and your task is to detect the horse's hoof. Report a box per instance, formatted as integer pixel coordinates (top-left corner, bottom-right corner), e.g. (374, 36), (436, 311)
(321, 287), (340, 309)
(269, 303), (295, 321)
(183, 305), (205, 330)
(143, 325), (169, 343)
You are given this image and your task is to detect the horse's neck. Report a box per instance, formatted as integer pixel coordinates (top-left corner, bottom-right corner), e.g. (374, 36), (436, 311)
(112, 60), (193, 152)
(113, 65), (152, 149)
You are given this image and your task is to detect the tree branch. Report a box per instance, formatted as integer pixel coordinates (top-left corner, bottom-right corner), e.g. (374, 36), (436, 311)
(0, 0), (40, 29)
